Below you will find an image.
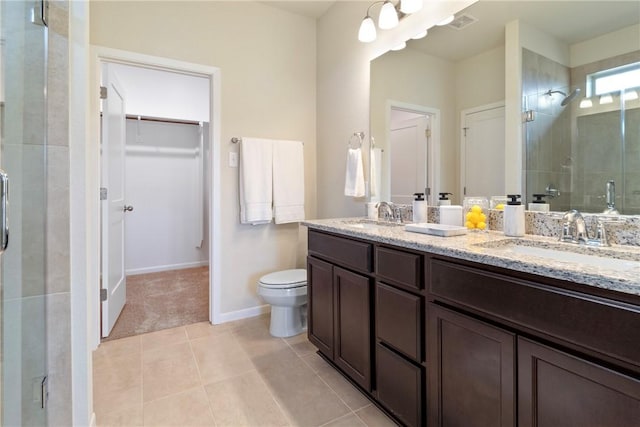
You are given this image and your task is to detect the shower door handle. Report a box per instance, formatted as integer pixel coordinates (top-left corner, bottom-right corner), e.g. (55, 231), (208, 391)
(0, 169), (9, 253)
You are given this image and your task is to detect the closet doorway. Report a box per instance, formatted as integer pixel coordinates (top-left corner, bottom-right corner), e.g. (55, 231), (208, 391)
(97, 54), (218, 342)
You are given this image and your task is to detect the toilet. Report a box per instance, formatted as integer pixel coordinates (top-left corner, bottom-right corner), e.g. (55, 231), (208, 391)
(257, 269), (308, 338)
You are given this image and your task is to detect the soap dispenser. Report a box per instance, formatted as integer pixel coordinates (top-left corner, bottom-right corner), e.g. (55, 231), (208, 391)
(412, 193), (428, 223)
(438, 192), (453, 206)
(504, 194), (525, 237)
(528, 194), (549, 212)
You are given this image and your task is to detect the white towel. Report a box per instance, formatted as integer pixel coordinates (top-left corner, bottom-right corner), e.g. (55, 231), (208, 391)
(239, 137), (273, 224)
(273, 140), (305, 224)
(344, 148), (365, 197)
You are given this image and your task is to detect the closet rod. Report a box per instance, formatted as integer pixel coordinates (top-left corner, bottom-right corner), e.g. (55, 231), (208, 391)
(125, 114), (202, 126)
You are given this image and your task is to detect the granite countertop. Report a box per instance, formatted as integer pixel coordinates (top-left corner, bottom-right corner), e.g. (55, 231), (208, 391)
(302, 218), (640, 298)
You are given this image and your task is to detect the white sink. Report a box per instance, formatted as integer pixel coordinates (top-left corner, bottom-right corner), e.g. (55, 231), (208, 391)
(475, 240), (640, 272)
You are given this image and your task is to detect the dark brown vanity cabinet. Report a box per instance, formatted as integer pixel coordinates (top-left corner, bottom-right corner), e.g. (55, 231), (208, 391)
(428, 256), (640, 427)
(374, 246), (425, 427)
(307, 230), (373, 391)
(427, 304), (516, 427)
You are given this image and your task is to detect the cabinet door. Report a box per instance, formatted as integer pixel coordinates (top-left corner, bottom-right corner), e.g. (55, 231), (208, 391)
(518, 337), (640, 427)
(334, 266), (372, 390)
(428, 304), (516, 427)
(376, 343), (423, 427)
(307, 256), (335, 358)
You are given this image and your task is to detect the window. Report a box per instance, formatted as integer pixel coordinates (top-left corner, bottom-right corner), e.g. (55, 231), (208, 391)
(586, 62), (640, 96)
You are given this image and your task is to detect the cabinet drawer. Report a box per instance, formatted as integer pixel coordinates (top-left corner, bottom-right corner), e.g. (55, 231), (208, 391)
(376, 246), (422, 290)
(429, 258), (640, 372)
(309, 230), (373, 273)
(376, 343), (423, 427)
(376, 283), (422, 361)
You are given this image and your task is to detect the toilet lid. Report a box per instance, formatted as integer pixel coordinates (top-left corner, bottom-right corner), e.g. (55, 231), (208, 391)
(259, 269), (307, 288)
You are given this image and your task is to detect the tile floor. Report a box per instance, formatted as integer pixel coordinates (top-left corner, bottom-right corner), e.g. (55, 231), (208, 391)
(93, 314), (397, 426)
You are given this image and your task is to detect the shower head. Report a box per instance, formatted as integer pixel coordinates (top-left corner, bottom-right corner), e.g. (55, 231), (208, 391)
(545, 88), (581, 106)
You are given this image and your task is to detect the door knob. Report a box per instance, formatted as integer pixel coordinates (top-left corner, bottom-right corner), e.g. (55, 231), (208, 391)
(124, 205), (134, 212)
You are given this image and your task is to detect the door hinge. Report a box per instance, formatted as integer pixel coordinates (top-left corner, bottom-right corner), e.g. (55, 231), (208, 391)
(100, 288), (108, 301)
(463, 127), (469, 137)
(425, 129), (431, 138)
(523, 110), (535, 122)
(100, 187), (107, 200)
(100, 86), (108, 100)
(464, 186), (467, 196)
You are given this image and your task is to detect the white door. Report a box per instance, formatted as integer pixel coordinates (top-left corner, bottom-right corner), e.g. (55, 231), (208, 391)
(462, 105), (505, 197)
(390, 116), (429, 204)
(101, 64), (128, 337)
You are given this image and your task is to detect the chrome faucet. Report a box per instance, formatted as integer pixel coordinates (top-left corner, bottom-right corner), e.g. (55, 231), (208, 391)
(603, 180), (620, 215)
(560, 209), (610, 246)
(376, 202), (396, 222)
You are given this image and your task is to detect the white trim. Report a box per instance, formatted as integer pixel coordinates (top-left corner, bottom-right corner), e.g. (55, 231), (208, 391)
(384, 100), (441, 206)
(90, 413), (97, 427)
(459, 101), (506, 199)
(217, 304), (271, 324)
(89, 45), (222, 338)
(126, 261), (208, 276)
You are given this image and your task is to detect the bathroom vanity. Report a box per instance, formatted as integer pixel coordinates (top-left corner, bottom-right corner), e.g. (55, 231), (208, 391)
(303, 218), (640, 427)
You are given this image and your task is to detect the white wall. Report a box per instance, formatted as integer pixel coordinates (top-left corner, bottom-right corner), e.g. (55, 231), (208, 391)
(571, 24), (640, 68)
(124, 120), (207, 274)
(90, 1), (317, 318)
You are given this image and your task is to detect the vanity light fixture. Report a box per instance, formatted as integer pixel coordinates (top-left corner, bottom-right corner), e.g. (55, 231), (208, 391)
(391, 41), (407, 51)
(579, 98), (593, 109)
(624, 90), (638, 101)
(358, 0), (423, 43)
(599, 94), (613, 104)
(378, 1), (399, 29)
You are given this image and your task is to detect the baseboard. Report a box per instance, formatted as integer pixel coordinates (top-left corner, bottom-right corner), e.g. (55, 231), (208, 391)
(90, 412), (97, 427)
(216, 304), (270, 324)
(126, 261), (208, 276)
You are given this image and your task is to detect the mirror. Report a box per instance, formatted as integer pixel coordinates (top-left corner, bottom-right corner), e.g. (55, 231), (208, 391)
(370, 0), (640, 214)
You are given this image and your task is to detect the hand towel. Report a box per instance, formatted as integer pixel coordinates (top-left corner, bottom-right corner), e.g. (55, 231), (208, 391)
(239, 137), (273, 224)
(273, 140), (305, 224)
(344, 148), (365, 197)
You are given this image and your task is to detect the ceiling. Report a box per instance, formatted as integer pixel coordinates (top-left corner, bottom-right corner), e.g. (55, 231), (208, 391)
(262, 1), (336, 19)
(407, 1), (640, 62)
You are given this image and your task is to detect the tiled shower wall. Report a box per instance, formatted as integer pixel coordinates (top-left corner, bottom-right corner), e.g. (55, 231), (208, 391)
(523, 47), (640, 215)
(571, 51), (640, 214)
(522, 48), (572, 211)
(46, 1), (72, 425)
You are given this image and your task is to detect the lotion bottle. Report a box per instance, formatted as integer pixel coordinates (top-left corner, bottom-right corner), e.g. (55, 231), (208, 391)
(438, 192), (453, 206)
(527, 194), (549, 212)
(412, 193), (428, 223)
(504, 194), (525, 237)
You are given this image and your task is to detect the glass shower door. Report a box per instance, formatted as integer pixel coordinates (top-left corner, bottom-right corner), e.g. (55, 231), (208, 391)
(1, 1), (49, 425)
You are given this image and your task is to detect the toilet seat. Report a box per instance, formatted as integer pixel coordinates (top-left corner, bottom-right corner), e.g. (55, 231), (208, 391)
(259, 269), (307, 289)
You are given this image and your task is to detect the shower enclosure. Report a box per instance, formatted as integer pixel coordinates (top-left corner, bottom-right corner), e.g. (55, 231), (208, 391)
(1, 1), (49, 424)
(523, 48), (640, 214)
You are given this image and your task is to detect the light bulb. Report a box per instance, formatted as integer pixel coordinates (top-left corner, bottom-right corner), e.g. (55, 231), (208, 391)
(411, 29), (428, 39)
(391, 41), (406, 51)
(358, 16), (377, 42)
(378, 1), (399, 30)
(624, 90), (638, 101)
(400, 0), (422, 14)
(437, 15), (454, 26)
(579, 99), (593, 109)
(599, 94), (613, 104)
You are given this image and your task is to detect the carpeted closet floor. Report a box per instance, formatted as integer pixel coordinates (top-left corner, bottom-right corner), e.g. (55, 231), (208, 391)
(103, 266), (209, 342)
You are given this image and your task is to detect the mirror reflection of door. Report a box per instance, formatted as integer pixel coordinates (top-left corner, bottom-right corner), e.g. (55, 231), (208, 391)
(390, 109), (430, 204)
(461, 104), (505, 197)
